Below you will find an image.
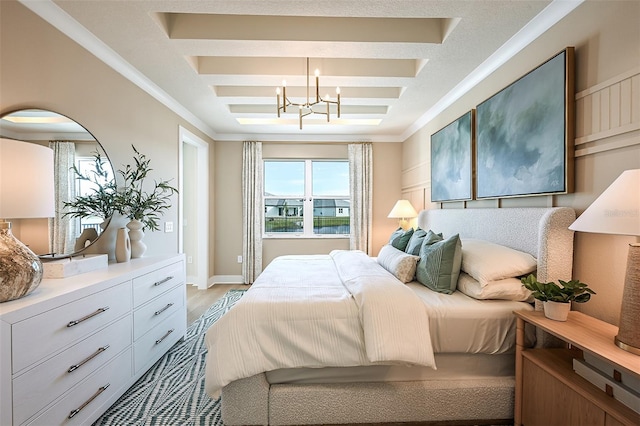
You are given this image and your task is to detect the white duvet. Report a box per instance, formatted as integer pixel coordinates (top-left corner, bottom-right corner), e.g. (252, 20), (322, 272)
(204, 250), (436, 396)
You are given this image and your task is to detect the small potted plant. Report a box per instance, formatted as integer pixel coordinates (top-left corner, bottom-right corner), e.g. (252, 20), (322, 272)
(521, 274), (595, 321)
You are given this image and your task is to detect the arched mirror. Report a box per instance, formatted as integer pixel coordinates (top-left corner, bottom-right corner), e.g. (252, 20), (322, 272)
(0, 109), (115, 257)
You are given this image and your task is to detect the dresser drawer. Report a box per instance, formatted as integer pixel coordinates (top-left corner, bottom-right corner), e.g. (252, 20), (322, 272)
(25, 347), (132, 426)
(133, 283), (184, 340)
(13, 315), (132, 425)
(132, 261), (184, 307)
(134, 309), (186, 373)
(12, 281), (132, 373)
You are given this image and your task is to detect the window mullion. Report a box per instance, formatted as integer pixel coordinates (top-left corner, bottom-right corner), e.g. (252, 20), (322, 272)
(303, 160), (313, 235)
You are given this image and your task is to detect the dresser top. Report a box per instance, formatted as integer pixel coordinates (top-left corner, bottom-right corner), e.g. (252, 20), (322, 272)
(0, 254), (184, 322)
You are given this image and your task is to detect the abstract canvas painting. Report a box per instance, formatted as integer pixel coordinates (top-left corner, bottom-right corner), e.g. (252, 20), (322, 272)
(475, 48), (574, 199)
(431, 110), (473, 202)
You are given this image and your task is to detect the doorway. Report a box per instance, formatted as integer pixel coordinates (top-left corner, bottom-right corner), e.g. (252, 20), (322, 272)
(179, 126), (209, 289)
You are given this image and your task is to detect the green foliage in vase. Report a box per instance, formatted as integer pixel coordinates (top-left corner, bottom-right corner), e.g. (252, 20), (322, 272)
(62, 152), (118, 221)
(116, 145), (178, 232)
(521, 274), (595, 303)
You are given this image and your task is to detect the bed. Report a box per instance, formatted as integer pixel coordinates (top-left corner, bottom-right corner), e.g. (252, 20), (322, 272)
(205, 207), (576, 425)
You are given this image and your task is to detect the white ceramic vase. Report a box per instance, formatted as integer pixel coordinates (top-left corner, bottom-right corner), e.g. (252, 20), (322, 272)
(543, 301), (570, 321)
(115, 227), (131, 263)
(126, 219), (147, 258)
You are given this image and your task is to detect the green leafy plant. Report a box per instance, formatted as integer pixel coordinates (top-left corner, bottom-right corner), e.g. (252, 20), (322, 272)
(116, 145), (178, 232)
(521, 274), (595, 303)
(63, 152), (118, 221)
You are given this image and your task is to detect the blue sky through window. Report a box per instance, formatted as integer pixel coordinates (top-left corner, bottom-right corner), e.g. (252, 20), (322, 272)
(264, 161), (348, 197)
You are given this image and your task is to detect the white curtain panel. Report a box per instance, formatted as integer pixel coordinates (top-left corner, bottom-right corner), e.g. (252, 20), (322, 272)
(242, 141), (264, 284)
(48, 141), (77, 255)
(348, 143), (373, 254)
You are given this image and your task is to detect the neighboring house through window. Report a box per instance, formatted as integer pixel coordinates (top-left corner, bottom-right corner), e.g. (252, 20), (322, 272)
(264, 159), (350, 237)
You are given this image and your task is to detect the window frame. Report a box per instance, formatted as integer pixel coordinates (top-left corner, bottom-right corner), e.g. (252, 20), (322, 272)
(263, 159), (350, 239)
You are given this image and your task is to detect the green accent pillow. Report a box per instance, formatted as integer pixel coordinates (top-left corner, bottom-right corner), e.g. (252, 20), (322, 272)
(389, 228), (414, 251)
(388, 227), (403, 243)
(405, 228), (427, 255)
(416, 233), (462, 294)
(423, 230), (444, 246)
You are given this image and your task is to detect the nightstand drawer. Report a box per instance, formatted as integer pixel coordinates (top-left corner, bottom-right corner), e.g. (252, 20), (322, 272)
(132, 261), (184, 307)
(12, 315), (132, 425)
(25, 347), (132, 426)
(134, 309), (186, 373)
(12, 281), (132, 373)
(133, 283), (184, 340)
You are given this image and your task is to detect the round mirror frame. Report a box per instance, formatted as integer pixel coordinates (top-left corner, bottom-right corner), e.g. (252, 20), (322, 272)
(0, 108), (116, 258)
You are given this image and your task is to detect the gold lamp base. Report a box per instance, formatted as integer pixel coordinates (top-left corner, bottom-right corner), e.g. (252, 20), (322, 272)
(615, 243), (640, 355)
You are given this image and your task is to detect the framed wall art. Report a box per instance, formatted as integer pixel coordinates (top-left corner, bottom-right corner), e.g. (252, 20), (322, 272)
(430, 110), (474, 202)
(475, 47), (574, 199)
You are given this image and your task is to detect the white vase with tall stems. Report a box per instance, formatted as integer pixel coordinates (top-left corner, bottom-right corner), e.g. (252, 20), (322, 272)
(126, 219), (146, 258)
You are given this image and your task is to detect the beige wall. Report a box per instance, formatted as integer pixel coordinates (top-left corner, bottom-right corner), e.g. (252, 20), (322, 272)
(213, 141), (403, 278)
(0, 0), (214, 259)
(402, 1), (640, 326)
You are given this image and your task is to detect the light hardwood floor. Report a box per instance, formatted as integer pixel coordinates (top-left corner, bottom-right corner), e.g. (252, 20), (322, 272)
(186, 284), (251, 324)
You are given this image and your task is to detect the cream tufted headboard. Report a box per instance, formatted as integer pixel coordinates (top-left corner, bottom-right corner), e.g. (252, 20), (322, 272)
(417, 207), (576, 283)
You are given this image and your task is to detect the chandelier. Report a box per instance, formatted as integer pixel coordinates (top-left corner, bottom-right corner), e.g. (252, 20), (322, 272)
(276, 57), (341, 129)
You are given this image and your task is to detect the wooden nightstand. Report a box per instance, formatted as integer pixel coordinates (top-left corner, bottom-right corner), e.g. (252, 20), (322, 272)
(514, 310), (640, 426)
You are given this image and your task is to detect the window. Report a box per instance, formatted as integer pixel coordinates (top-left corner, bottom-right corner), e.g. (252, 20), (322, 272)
(264, 160), (350, 236)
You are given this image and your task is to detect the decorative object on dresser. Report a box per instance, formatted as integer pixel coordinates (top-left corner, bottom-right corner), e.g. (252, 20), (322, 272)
(117, 145), (178, 258)
(0, 254), (186, 426)
(0, 138), (54, 302)
(387, 199), (417, 230)
(521, 274), (595, 321)
(569, 169), (640, 355)
(115, 227), (131, 263)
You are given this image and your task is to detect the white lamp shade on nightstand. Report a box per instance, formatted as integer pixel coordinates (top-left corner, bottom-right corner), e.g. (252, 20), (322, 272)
(388, 200), (418, 230)
(0, 138), (55, 302)
(569, 169), (640, 355)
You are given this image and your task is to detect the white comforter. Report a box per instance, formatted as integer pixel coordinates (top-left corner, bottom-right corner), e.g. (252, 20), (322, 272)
(204, 250), (436, 396)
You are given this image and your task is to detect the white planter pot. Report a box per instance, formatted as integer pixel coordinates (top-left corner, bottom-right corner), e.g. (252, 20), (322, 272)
(543, 301), (571, 321)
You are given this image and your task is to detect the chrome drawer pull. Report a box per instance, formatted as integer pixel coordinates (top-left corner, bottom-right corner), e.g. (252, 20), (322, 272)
(155, 328), (174, 345)
(67, 345), (110, 373)
(154, 303), (174, 316)
(153, 276), (173, 286)
(68, 383), (110, 419)
(67, 307), (110, 327)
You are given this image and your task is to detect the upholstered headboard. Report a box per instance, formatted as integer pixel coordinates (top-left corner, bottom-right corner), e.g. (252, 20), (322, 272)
(417, 207), (576, 283)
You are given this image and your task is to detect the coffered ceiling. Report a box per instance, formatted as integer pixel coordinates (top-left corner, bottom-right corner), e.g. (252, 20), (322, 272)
(20, 0), (582, 141)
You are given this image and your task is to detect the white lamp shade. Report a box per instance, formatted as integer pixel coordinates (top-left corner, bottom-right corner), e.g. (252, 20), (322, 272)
(0, 138), (55, 219)
(569, 169), (640, 236)
(387, 199), (418, 219)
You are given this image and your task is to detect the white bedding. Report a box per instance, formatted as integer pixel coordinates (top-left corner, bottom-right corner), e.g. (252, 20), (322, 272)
(204, 251), (436, 396)
(407, 282), (534, 353)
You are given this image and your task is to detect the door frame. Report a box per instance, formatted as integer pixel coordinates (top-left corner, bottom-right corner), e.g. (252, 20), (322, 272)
(178, 126), (209, 289)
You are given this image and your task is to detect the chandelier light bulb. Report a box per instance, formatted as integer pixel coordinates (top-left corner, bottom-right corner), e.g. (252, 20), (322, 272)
(336, 87), (341, 94)
(282, 80), (287, 87)
(276, 87), (280, 95)
(315, 69), (320, 77)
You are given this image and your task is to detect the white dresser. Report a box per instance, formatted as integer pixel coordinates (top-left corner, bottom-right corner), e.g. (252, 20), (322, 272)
(0, 254), (187, 426)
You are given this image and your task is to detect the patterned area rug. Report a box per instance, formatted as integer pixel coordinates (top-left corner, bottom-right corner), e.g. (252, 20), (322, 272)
(94, 289), (245, 426)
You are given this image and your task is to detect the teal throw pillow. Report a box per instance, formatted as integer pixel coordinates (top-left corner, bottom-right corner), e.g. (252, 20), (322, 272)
(423, 229), (444, 246)
(405, 228), (427, 255)
(388, 227), (403, 244)
(416, 233), (462, 294)
(389, 228), (414, 251)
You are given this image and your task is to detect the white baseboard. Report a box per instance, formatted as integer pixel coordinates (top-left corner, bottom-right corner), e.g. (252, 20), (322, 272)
(210, 275), (245, 285)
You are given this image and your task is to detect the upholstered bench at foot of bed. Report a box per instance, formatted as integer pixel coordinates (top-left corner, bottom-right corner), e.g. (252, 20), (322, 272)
(221, 372), (515, 426)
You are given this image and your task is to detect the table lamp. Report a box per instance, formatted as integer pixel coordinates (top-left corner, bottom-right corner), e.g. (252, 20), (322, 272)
(568, 169), (640, 354)
(0, 138), (55, 302)
(388, 199), (418, 230)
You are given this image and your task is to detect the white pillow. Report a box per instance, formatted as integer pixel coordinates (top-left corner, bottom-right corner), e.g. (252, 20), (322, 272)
(457, 272), (533, 302)
(377, 244), (419, 283)
(461, 239), (537, 285)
